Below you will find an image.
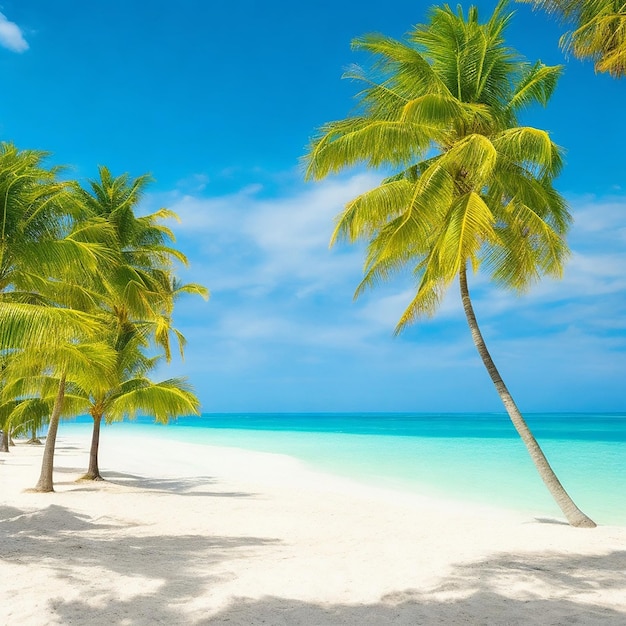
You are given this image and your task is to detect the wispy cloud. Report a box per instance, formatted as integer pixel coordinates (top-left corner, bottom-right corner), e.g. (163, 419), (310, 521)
(150, 178), (626, 412)
(154, 172), (379, 295)
(0, 13), (28, 53)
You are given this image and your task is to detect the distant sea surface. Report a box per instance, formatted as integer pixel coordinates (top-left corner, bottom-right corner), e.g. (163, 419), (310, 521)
(60, 412), (626, 525)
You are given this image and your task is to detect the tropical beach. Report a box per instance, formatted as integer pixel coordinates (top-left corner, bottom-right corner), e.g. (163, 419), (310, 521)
(1, 1), (626, 625)
(2, 425), (626, 625)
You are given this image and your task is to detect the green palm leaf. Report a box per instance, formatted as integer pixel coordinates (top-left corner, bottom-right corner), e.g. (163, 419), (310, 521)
(520, 0), (626, 77)
(107, 378), (200, 423)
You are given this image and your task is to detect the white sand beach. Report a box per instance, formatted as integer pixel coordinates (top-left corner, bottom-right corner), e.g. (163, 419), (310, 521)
(1, 431), (625, 625)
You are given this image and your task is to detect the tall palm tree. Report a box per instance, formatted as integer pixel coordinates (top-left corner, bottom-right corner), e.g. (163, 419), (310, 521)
(519, 0), (626, 77)
(304, 1), (596, 527)
(0, 143), (120, 489)
(71, 167), (208, 478)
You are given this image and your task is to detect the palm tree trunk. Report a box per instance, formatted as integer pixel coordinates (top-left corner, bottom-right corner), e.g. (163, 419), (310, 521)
(33, 373), (66, 493)
(27, 423), (42, 445)
(0, 428), (8, 452)
(459, 265), (596, 528)
(82, 413), (103, 480)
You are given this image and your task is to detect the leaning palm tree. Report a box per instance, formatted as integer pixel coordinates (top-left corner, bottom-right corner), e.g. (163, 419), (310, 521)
(519, 0), (626, 77)
(304, 1), (596, 527)
(2, 338), (117, 491)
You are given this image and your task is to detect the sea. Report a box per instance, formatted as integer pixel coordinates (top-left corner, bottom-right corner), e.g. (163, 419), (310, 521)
(58, 412), (626, 526)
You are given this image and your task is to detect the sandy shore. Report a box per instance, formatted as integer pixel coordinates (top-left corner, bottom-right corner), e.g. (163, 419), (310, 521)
(1, 431), (625, 625)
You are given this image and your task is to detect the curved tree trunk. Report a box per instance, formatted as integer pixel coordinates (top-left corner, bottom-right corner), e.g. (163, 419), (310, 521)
(459, 266), (596, 528)
(32, 373), (66, 493)
(82, 412), (104, 480)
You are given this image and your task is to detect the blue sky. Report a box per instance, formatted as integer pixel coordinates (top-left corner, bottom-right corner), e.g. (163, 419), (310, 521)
(1, 1), (624, 413)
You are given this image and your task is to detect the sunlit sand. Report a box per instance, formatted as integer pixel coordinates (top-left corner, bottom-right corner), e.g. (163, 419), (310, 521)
(1, 431), (625, 624)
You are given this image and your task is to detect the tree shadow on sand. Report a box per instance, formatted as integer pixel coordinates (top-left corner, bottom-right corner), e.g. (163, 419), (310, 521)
(201, 589), (626, 625)
(6, 503), (622, 626)
(48, 466), (256, 498)
(32, 549), (626, 625)
(0, 502), (280, 624)
(202, 548), (626, 625)
(101, 470), (256, 498)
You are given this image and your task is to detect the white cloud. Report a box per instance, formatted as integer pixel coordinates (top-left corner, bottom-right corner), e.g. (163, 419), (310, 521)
(163, 181), (626, 333)
(0, 13), (28, 53)
(155, 172), (380, 296)
(569, 195), (626, 244)
(147, 178), (626, 411)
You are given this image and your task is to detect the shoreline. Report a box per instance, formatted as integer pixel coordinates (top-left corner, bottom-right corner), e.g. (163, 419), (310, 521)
(55, 417), (626, 526)
(2, 431), (626, 624)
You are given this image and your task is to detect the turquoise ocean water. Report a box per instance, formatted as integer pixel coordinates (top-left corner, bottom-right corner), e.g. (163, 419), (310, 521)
(59, 412), (626, 525)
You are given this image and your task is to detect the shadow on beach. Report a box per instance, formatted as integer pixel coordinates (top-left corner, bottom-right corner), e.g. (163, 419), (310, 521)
(47, 466), (257, 498)
(201, 550), (626, 624)
(101, 470), (257, 498)
(0, 502), (279, 624)
(14, 550), (626, 625)
(200, 589), (626, 625)
(1, 500), (624, 625)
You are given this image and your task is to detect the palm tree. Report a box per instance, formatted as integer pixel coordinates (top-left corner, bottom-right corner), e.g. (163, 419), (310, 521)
(0, 143), (122, 489)
(0, 397), (50, 452)
(519, 0), (626, 77)
(2, 339), (116, 491)
(304, 1), (596, 527)
(0, 295), (117, 490)
(71, 167), (208, 479)
(66, 333), (201, 480)
(0, 350), (50, 452)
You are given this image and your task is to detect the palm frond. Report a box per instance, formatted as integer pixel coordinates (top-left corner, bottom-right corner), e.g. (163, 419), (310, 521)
(493, 126), (564, 178)
(331, 179), (416, 244)
(304, 117), (436, 180)
(352, 34), (452, 97)
(484, 197), (570, 289)
(0, 302), (105, 350)
(508, 62), (563, 112)
(107, 377), (200, 423)
(521, 0), (626, 77)
(437, 191), (497, 277)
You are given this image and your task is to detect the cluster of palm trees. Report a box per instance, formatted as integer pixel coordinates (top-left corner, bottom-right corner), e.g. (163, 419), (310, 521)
(0, 144), (207, 492)
(2, 0), (620, 522)
(304, 0), (623, 527)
